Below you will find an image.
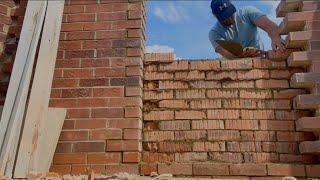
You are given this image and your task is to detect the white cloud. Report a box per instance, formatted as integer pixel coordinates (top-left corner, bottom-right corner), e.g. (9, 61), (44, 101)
(146, 44), (181, 60)
(153, 2), (190, 23)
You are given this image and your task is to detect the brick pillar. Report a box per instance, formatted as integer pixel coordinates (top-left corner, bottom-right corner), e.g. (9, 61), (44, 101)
(50, 0), (145, 175)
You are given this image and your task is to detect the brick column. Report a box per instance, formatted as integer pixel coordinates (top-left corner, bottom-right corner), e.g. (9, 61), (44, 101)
(50, 0), (145, 175)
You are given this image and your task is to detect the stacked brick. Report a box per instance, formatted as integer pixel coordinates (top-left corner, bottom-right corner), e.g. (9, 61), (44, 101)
(0, 0), (20, 105)
(277, 0), (320, 155)
(48, 0), (145, 175)
(143, 53), (320, 178)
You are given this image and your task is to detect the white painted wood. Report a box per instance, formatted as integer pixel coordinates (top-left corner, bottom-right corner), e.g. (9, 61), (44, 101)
(32, 108), (66, 174)
(0, 0), (48, 178)
(14, 0), (64, 177)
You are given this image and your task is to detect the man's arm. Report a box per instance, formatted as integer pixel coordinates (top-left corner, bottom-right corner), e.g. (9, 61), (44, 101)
(254, 15), (286, 51)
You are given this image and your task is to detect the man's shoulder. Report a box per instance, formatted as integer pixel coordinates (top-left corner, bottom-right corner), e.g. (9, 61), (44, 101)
(237, 6), (260, 15)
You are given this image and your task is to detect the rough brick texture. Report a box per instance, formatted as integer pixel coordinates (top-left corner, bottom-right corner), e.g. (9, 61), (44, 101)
(143, 54), (318, 178)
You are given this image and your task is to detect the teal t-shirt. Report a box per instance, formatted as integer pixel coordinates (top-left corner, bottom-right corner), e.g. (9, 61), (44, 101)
(209, 6), (265, 51)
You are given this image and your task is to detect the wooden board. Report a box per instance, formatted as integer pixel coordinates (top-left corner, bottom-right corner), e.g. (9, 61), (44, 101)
(0, 0), (48, 178)
(14, 0), (64, 178)
(29, 108), (66, 176)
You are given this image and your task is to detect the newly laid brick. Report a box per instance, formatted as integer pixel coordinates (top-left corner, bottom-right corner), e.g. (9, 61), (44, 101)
(175, 71), (205, 80)
(144, 72), (173, 80)
(175, 131), (206, 140)
(222, 99), (256, 109)
(159, 100), (188, 109)
(208, 130), (241, 141)
(230, 164), (266, 176)
(221, 59), (252, 70)
(260, 121), (295, 131)
(144, 111), (174, 121)
(225, 120), (259, 130)
(208, 110), (239, 119)
(175, 89), (206, 99)
(206, 71), (237, 80)
(193, 163), (229, 175)
(158, 142), (192, 152)
(193, 142), (226, 152)
(158, 121), (190, 130)
(268, 164), (305, 176)
(189, 60), (220, 70)
(207, 89), (238, 98)
(256, 79), (289, 89)
(192, 120), (224, 130)
(241, 110), (274, 119)
(222, 81), (255, 89)
(189, 80), (221, 89)
(144, 131), (174, 141)
(240, 90), (272, 99)
(158, 164), (192, 175)
(255, 131), (276, 141)
(175, 152), (208, 162)
(209, 152), (243, 163)
(277, 132), (312, 142)
(158, 81), (188, 89)
(144, 90), (173, 100)
(237, 69), (269, 80)
(257, 100), (291, 110)
(142, 152), (174, 163)
(158, 61), (189, 71)
(244, 152), (278, 163)
(175, 110), (206, 119)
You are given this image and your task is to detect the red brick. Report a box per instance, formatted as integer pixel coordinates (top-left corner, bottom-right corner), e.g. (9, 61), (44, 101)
(270, 70), (291, 79)
(52, 79), (78, 88)
(105, 164), (139, 174)
(255, 131), (276, 141)
(96, 30), (126, 39)
(158, 61), (188, 71)
(209, 152), (243, 163)
(123, 152), (141, 163)
(66, 31), (94, 40)
(253, 59), (286, 69)
(108, 119), (141, 129)
(158, 142), (192, 152)
(208, 130), (241, 141)
(66, 109), (90, 119)
(175, 71), (205, 80)
(222, 99), (256, 109)
(85, 4), (112, 13)
(77, 98), (108, 108)
(68, 13), (95, 22)
(230, 164), (267, 176)
(193, 163), (229, 175)
(257, 100), (291, 110)
(207, 71), (237, 80)
(144, 72), (173, 80)
(158, 81), (189, 89)
(191, 120), (224, 130)
(89, 129), (122, 140)
(158, 164), (192, 175)
(53, 153), (86, 164)
(175, 152), (207, 162)
(125, 107), (142, 118)
(268, 164), (305, 176)
(92, 108), (124, 118)
(97, 12), (127, 21)
(144, 131), (174, 141)
(95, 67), (125, 77)
(109, 97), (142, 107)
(63, 120), (74, 130)
(225, 120), (258, 130)
(142, 152), (174, 163)
(81, 58), (110, 67)
(158, 121), (190, 131)
(175, 89), (205, 99)
(106, 140), (140, 151)
(193, 142), (225, 152)
(241, 110), (274, 119)
(222, 81), (255, 88)
(306, 165), (320, 177)
(208, 110), (239, 119)
(240, 90), (272, 99)
(244, 152), (278, 163)
(55, 143), (72, 153)
(65, 50), (95, 59)
(237, 69), (269, 80)
(64, 5), (85, 14)
(207, 89), (238, 98)
(75, 119), (106, 129)
(87, 153), (121, 164)
(112, 20), (143, 29)
(189, 60), (220, 70)
(144, 111), (173, 121)
(189, 80), (221, 88)
(158, 100), (188, 109)
(93, 87), (124, 97)
(273, 89), (305, 99)
(55, 59), (80, 68)
(175, 131), (206, 140)
(260, 121), (295, 131)
(63, 69), (94, 78)
(256, 79), (289, 89)
(73, 142), (105, 152)
(175, 110), (206, 120)
(277, 132), (312, 142)
(221, 59), (252, 70)
(59, 131), (88, 141)
(123, 129), (141, 140)
(125, 87), (142, 97)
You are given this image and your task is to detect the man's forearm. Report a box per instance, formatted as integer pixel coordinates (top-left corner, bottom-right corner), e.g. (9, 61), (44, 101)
(215, 46), (237, 59)
(255, 16), (280, 39)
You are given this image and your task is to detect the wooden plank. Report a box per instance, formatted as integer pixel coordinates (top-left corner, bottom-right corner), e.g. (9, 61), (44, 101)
(14, 0), (64, 178)
(0, 1), (48, 178)
(28, 108), (66, 178)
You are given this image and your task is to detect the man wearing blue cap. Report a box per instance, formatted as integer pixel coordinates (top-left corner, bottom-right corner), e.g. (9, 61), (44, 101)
(209, 0), (285, 59)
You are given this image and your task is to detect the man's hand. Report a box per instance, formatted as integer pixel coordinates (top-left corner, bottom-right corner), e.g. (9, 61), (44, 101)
(241, 47), (262, 58)
(255, 16), (287, 52)
(271, 36), (286, 51)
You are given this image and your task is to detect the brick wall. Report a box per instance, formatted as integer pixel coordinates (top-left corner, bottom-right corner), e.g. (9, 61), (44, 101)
(49, 0), (145, 175)
(142, 54), (319, 178)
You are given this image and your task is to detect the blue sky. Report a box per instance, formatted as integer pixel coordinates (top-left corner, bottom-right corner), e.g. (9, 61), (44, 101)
(146, 0), (282, 59)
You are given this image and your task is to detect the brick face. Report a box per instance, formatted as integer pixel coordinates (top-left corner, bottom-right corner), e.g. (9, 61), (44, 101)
(1, 0), (318, 178)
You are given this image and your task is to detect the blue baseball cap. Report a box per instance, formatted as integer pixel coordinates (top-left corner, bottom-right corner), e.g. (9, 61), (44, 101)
(211, 0), (236, 22)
